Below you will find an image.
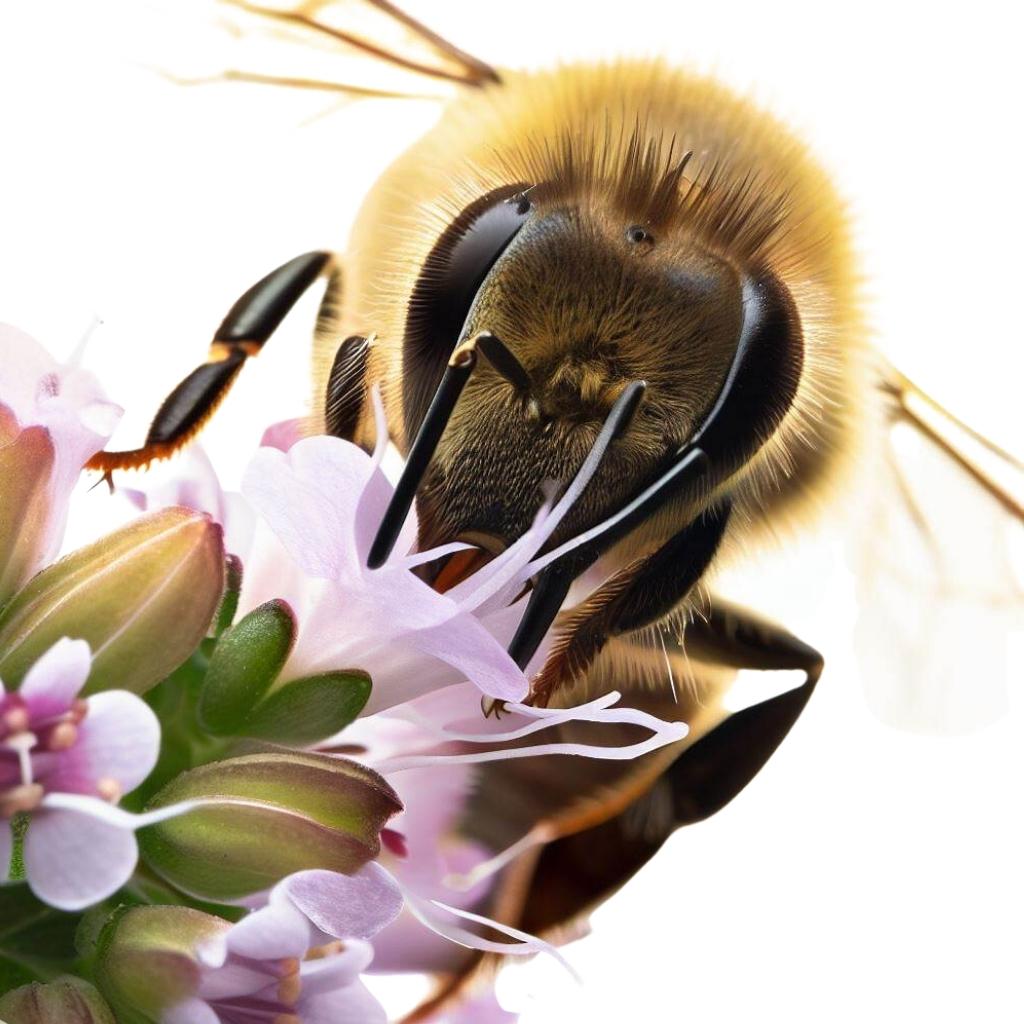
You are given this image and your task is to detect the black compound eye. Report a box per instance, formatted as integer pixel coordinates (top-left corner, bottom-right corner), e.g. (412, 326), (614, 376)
(403, 183), (532, 440)
(626, 224), (653, 245)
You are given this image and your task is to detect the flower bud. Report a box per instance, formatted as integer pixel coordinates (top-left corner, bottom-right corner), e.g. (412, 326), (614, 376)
(0, 423), (56, 608)
(0, 507), (224, 695)
(139, 750), (402, 900)
(0, 977), (116, 1024)
(94, 905), (223, 1023)
(198, 599), (371, 743)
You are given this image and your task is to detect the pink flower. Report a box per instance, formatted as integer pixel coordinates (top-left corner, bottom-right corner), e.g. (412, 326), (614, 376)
(0, 325), (122, 604)
(164, 865), (402, 1024)
(237, 392), (628, 715)
(0, 638), (184, 910)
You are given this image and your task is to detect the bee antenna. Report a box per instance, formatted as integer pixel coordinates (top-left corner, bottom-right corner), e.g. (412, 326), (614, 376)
(475, 331), (534, 394)
(366, 334), (481, 569)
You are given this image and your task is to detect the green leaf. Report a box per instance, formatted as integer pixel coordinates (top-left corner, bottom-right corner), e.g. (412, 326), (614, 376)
(242, 670), (371, 744)
(197, 600), (295, 735)
(0, 954), (38, 993)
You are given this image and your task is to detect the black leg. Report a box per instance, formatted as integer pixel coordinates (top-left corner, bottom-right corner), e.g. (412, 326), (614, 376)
(527, 501), (732, 705)
(666, 601), (823, 826)
(88, 251), (333, 477)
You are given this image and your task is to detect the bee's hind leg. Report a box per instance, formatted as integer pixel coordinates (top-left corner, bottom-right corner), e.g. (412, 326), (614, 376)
(87, 250), (334, 478)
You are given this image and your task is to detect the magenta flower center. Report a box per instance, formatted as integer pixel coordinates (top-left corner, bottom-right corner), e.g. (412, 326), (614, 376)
(0, 693), (96, 815)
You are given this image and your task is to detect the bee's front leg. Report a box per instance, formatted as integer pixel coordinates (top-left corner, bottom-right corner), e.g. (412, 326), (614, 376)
(526, 500), (733, 706)
(87, 251), (335, 479)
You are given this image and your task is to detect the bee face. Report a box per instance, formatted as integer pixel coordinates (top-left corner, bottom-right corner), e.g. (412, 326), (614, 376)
(413, 194), (758, 552)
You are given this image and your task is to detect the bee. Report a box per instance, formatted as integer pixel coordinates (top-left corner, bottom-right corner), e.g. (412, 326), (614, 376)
(89, 1), (1023, 1016)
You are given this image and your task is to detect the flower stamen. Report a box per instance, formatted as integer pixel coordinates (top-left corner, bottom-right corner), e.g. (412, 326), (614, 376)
(5, 731), (37, 786)
(1, 704), (30, 736)
(96, 777), (123, 803)
(46, 722), (78, 751)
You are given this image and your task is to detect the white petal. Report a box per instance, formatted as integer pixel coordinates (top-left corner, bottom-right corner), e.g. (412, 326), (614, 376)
(162, 997), (221, 1024)
(44, 689), (160, 796)
(243, 438), (371, 581)
(23, 807), (138, 910)
(300, 978), (387, 1024)
(19, 638), (91, 715)
(223, 899), (312, 962)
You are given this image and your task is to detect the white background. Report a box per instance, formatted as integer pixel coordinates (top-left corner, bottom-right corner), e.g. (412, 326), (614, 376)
(1, 2), (1022, 1022)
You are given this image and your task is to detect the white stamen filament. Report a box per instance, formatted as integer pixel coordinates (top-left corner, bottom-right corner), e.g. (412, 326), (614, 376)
(443, 824), (554, 892)
(379, 722), (687, 773)
(6, 732), (37, 787)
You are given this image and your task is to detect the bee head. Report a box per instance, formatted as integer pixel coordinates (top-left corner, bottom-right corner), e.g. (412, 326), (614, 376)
(398, 181), (802, 561)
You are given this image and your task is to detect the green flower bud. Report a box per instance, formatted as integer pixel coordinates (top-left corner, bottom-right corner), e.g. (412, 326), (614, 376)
(0, 424), (56, 608)
(0, 977), (116, 1024)
(198, 599), (371, 743)
(197, 599), (296, 734)
(94, 905), (223, 1024)
(0, 507), (225, 694)
(139, 751), (401, 900)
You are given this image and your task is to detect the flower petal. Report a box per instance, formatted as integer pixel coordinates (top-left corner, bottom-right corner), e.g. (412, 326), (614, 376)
(221, 899), (313, 962)
(260, 417), (307, 452)
(23, 806), (138, 910)
(42, 689), (160, 796)
(243, 439), (371, 581)
(283, 863), (403, 940)
(406, 617), (529, 704)
(300, 978), (387, 1024)
(18, 637), (91, 720)
(163, 997), (221, 1024)
(298, 939), (375, 995)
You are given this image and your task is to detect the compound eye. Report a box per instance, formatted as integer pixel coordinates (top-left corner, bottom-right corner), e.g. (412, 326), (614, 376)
(403, 184), (532, 440)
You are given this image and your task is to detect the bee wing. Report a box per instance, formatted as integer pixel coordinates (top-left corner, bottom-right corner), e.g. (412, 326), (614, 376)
(197, 0), (499, 98)
(853, 362), (1024, 734)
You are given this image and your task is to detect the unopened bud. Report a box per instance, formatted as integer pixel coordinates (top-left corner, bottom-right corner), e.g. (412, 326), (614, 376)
(139, 750), (401, 901)
(0, 507), (224, 694)
(0, 977), (116, 1024)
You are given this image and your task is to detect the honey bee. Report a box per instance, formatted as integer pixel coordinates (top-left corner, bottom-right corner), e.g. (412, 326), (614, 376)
(87, 1), (1023, 1016)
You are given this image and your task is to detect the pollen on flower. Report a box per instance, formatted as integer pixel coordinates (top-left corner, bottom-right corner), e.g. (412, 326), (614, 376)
(96, 777), (123, 803)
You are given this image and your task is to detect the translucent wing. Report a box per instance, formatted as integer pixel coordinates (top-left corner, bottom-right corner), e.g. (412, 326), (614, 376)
(163, 0), (500, 99)
(853, 361), (1024, 734)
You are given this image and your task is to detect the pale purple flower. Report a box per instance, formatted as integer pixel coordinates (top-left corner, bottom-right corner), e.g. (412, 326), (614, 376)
(0, 325), (121, 602)
(0, 638), (184, 910)
(165, 864), (402, 1024)
(237, 390), (639, 715)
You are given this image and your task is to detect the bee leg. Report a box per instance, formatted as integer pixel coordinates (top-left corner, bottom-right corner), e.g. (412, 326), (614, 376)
(527, 500), (733, 706)
(666, 601), (823, 826)
(87, 251), (333, 478)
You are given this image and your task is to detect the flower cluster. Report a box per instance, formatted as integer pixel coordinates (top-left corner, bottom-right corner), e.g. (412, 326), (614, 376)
(0, 325), (686, 1023)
